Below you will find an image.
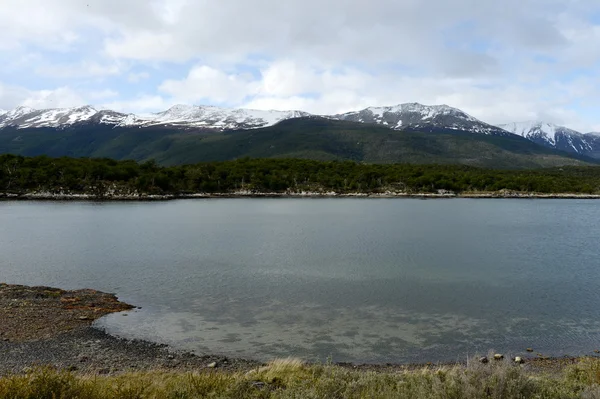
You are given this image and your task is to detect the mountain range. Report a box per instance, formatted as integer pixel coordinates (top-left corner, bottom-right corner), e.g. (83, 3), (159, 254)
(1, 103), (599, 168)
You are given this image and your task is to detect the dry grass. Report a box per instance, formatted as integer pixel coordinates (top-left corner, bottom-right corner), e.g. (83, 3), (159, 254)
(2, 356), (600, 398)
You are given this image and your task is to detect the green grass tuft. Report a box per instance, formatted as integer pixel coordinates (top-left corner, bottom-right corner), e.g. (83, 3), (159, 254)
(3, 357), (600, 398)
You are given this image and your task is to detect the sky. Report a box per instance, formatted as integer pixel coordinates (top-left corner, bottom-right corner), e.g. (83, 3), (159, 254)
(1, 0), (600, 131)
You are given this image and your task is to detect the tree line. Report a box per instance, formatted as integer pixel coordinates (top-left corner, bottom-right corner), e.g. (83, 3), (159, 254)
(1, 154), (600, 195)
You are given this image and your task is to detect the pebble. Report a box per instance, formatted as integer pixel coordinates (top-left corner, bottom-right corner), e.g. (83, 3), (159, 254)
(78, 316), (90, 320)
(207, 362), (218, 368)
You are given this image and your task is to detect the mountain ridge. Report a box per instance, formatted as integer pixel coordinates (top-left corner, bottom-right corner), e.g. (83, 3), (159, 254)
(497, 120), (599, 157)
(1, 102), (600, 159)
(0, 116), (595, 169)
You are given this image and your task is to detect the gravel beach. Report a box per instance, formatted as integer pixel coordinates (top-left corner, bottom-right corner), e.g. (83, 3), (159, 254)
(0, 283), (260, 375)
(0, 283), (590, 376)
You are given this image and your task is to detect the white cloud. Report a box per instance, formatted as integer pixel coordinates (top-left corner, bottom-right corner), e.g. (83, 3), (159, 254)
(88, 89), (119, 100)
(1, 0), (600, 130)
(35, 61), (123, 79)
(128, 72), (151, 83)
(100, 95), (170, 114)
(19, 87), (86, 109)
(159, 65), (258, 104)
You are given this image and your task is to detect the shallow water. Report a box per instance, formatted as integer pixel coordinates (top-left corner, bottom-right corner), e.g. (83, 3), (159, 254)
(1, 199), (600, 363)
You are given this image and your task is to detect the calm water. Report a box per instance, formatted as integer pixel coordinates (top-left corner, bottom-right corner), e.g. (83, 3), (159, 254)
(1, 199), (600, 363)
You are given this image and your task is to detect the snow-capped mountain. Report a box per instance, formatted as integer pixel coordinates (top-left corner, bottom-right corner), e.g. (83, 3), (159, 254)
(333, 103), (513, 136)
(0, 104), (311, 131)
(133, 105), (311, 129)
(0, 105), (114, 129)
(0, 102), (510, 135)
(2, 102), (600, 158)
(498, 121), (595, 154)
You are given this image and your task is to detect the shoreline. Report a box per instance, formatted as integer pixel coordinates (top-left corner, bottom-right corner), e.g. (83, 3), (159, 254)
(2, 191), (600, 201)
(0, 283), (595, 376)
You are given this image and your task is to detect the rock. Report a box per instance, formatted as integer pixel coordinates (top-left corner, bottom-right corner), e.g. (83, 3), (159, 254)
(207, 362), (218, 368)
(526, 348), (534, 352)
(251, 381), (266, 389)
(79, 316), (90, 320)
(594, 350), (600, 354)
(479, 356), (489, 364)
(122, 313), (128, 316)
(167, 355), (175, 360)
(514, 357), (524, 364)
(494, 354), (504, 360)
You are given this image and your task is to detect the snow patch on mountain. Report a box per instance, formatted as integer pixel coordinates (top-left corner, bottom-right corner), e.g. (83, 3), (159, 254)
(0, 106), (102, 129)
(499, 121), (565, 145)
(0, 104), (312, 131)
(133, 104), (311, 129)
(333, 102), (506, 135)
(498, 121), (594, 153)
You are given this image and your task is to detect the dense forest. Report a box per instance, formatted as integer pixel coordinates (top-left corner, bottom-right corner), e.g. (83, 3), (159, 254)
(1, 155), (600, 196)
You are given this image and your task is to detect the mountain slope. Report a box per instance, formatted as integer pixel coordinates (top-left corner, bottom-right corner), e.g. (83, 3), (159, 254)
(0, 117), (593, 168)
(333, 103), (512, 136)
(0, 103), (600, 165)
(498, 121), (598, 156)
(0, 104), (311, 131)
(0, 102), (513, 137)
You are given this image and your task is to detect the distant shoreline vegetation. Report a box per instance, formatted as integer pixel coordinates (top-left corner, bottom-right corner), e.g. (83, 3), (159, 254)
(1, 154), (600, 199)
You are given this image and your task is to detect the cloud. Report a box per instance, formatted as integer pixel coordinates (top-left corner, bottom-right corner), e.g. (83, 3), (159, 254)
(35, 61), (123, 79)
(1, 0), (600, 130)
(159, 65), (258, 104)
(100, 95), (170, 114)
(0, 84), (85, 109)
(128, 72), (151, 83)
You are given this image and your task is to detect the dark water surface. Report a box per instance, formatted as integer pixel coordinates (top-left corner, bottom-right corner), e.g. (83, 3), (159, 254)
(1, 199), (600, 363)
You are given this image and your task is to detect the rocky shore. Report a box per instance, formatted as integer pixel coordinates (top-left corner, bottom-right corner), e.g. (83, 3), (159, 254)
(2, 190), (600, 200)
(0, 283), (593, 377)
(0, 284), (260, 376)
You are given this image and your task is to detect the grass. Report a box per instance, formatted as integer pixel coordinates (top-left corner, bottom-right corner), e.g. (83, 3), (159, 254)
(2, 357), (600, 398)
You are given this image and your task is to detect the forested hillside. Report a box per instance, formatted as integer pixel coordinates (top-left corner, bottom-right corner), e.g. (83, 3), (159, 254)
(0, 118), (595, 169)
